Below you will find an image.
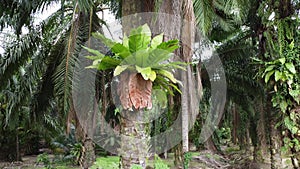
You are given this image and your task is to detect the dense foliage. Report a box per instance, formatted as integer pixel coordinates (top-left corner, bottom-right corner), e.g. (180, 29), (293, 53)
(0, 0), (300, 168)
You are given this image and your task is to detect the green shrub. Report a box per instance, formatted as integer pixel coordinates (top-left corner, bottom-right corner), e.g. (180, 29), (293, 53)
(90, 156), (119, 169)
(154, 154), (170, 169)
(36, 153), (53, 169)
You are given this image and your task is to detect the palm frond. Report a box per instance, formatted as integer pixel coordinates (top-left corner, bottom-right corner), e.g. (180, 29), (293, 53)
(32, 39), (65, 119)
(52, 8), (100, 116)
(193, 0), (250, 35)
(0, 0), (59, 34)
(0, 31), (41, 91)
(194, 0), (214, 35)
(224, 0), (250, 25)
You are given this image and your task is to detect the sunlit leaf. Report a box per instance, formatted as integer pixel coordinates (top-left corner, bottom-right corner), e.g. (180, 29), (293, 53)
(82, 46), (103, 57)
(264, 70), (274, 83)
(280, 101), (288, 112)
(114, 65), (129, 76)
(274, 70), (282, 82)
(278, 58), (286, 64)
(157, 70), (177, 84)
(111, 43), (130, 59)
(129, 24), (151, 53)
(136, 66), (152, 80)
(149, 70), (156, 82)
(123, 34), (129, 48)
(151, 33), (163, 48)
(157, 39), (179, 52)
(264, 65), (275, 73)
(285, 62), (296, 74)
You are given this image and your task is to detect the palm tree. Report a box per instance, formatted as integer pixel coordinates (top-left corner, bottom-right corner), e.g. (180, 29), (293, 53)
(0, 0), (106, 167)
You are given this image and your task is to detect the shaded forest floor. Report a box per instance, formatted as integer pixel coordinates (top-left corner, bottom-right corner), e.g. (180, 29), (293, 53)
(0, 147), (273, 169)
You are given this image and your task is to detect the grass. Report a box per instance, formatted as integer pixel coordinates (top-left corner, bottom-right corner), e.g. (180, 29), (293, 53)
(90, 156), (119, 169)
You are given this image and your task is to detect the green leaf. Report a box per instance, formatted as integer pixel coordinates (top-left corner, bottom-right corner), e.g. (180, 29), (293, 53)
(280, 101), (288, 113)
(129, 24), (151, 53)
(92, 59), (102, 66)
(111, 43), (130, 59)
(289, 41), (294, 49)
(289, 89), (300, 104)
(147, 49), (173, 67)
(285, 62), (296, 74)
(136, 66), (152, 80)
(97, 56), (121, 70)
(291, 127), (298, 134)
(92, 32), (115, 48)
(157, 39), (179, 52)
(274, 70), (282, 82)
(82, 46), (104, 57)
(114, 65), (129, 76)
(154, 76), (174, 95)
(169, 83), (182, 94)
(122, 50), (149, 67)
(278, 58), (286, 64)
(157, 70), (177, 83)
(149, 70), (156, 81)
(264, 65), (275, 73)
(153, 61), (187, 71)
(151, 33), (163, 48)
(284, 116), (293, 129)
(85, 55), (104, 60)
(264, 70), (274, 83)
(123, 34), (129, 48)
(86, 65), (99, 69)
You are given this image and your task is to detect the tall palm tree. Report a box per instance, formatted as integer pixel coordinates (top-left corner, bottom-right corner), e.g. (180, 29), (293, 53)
(0, 1), (106, 167)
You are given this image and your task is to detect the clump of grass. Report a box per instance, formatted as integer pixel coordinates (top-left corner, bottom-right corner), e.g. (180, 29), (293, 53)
(90, 156), (119, 169)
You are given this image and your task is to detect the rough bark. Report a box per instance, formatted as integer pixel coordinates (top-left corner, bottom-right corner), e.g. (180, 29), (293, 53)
(118, 73), (150, 169)
(231, 103), (238, 145)
(119, 110), (149, 169)
(181, 0), (195, 158)
(255, 99), (268, 162)
(80, 138), (95, 169)
(121, 0), (155, 34)
(204, 136), (218, 153)
(267, 96), (282, 169)
(157, 0), (197, 167)
(269, 117), (282, 169)
(174, 143), (183, 166)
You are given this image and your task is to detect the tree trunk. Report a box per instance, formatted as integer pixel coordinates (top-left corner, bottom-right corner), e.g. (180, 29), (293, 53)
(204, 136), (218, 153)
(119, 110), (149, 169)
(270, 120), (282, 169)
(120, 2), (155, 169)
(251, 99), (268, 162)
(74, 113), (96, 168)
(269, 114), (282, 169)
(80, 138), (95, 169)
(254, 99), (268, 162)
(181, 0), (195, 162)
(120, 1), (197, 168)
(231, 103), (239, 145)
(174, 143), (183, 166)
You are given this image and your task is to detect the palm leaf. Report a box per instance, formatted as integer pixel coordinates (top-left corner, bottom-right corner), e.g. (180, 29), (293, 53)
(0, 31), (41, 90)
